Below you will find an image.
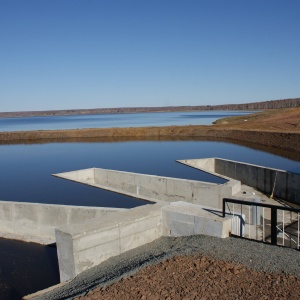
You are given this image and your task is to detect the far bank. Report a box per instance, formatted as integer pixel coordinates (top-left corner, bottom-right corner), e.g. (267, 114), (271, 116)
(0, 126), (299, 154)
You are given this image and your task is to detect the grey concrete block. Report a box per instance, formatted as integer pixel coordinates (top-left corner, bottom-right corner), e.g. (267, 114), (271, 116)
(55, 229), (76, 282)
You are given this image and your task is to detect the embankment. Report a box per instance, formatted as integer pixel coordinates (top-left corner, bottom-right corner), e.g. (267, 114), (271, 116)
(0, 126), (299, 153)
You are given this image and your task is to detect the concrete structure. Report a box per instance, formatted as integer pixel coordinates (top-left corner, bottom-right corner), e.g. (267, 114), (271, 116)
(51, 158), (300, 281)
(55, 201), (241, 281)
(55, 203), (165, 282)
(178, 158), (300, 205)
(162, 201), (244, 238)
(2, 157), (298, 285)
(0, 201), (124, 244)
(53, 167), (240, 209)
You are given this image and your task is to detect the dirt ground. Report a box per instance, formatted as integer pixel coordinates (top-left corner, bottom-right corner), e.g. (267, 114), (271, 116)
(213, 107), (300, 131)
(76, 254), (300, 300)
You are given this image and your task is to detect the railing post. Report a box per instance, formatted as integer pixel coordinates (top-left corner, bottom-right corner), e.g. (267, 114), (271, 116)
(223, 199), (226, 217)
(271, 207), (277, 245)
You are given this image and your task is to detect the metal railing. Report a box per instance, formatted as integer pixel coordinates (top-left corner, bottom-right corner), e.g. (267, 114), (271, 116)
(223, 198), (300, 250)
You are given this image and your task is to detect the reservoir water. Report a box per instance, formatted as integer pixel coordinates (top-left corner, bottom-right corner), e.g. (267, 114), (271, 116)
(1, 140), (300, 207)
(0, 110), (254, 132)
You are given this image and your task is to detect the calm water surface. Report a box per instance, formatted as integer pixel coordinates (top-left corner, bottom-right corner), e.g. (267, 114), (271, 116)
(0, 140), (300, 299)
(0, 141), (300, 206)
(0, 110), (254, 132)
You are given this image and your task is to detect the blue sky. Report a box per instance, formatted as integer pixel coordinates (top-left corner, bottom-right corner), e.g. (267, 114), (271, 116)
(1, 0), (300, 112)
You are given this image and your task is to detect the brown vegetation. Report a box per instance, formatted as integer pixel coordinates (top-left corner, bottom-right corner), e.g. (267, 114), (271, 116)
(213, 107), (300, 131)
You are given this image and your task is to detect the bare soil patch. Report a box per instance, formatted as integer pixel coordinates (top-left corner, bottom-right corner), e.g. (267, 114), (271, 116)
(77, 254), (300, 300)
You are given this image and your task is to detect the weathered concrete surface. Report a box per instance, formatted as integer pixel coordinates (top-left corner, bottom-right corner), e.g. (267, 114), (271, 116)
(55, 200), (246, 282)
(162, 201), (244, 238)
(0, 201), (124, 244)
(55, 203), (165, 282)
(178, 158), (300, 205)
(215, 158), (300, 204)
(54, 167), (240, 209)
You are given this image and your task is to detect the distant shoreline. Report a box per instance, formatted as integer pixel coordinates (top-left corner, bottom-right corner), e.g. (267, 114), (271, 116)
(0, 125), (299, 154)
(0, 97), (299, 118)
(0, 107), (299, 155)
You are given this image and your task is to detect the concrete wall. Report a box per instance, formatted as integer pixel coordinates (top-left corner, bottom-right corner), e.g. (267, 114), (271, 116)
(214, 158), (300, 205)
(55, 200), (244, 282)
(55, 203), (164, 282)
(162, 201), (244, 238)
(0, 201), (124, 244)
(55, 168), (238, 209)
(177, 158), (300, 205)
(177, 158), (216, 174)
(94, 168), (225, 205)
(53, 168), (95, 184)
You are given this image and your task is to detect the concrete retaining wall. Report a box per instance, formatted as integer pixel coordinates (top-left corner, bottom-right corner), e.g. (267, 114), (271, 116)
(214, 158), (300, 204)
(94, 168), (230, 208)
(55, 168), (239, 209)
(55, 201), (243, 282)
(55, 203), (164, 282)
(162, 201), (244, 238)
(0, 201), (124, 244)
(178, 158), (300, 205)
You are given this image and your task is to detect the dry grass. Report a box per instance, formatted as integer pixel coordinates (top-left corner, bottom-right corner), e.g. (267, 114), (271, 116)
(213, 107), (300, 131)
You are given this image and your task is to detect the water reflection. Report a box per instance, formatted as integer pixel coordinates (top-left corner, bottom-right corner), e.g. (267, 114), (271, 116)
(0, 238), (59, 300)
(0, 140), (299, 207)
(1, 136), (300, 162)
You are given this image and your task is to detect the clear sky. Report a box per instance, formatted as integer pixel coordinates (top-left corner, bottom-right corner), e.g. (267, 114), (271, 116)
(1, 0), (300, 112)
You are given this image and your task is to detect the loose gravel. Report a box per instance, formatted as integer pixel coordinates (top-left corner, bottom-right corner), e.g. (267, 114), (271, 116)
(31, 235), (300, 300)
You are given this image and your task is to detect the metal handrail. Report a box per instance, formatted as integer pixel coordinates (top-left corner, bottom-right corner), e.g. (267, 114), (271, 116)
(223, 198), (300, 217)
(223, 198), (300, 248)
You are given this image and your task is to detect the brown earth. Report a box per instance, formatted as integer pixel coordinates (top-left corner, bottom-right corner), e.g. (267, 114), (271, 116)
(213, 107), (300, 131)
(76, 254), (300, 300)
(1, 107), (300, 153)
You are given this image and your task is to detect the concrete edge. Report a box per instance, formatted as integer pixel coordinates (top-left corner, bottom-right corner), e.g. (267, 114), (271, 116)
(0, 200), (126, 212)
(54, 167), (224, 187)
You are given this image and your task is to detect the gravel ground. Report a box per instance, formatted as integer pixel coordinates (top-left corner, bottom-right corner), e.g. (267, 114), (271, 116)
(30, 235), (300, 300)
